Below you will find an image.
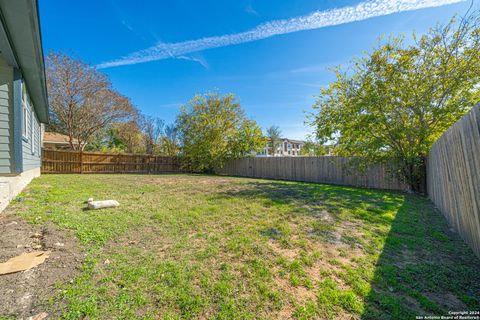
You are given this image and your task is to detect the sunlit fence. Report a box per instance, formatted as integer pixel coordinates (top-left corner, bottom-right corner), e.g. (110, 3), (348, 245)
(216, 156), (409, 191)
(427, 105), (480, 258)
(42, 149), (184, 174)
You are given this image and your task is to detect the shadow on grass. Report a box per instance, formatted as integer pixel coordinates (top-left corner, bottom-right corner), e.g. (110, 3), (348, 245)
(212, 180), (480, 318)
(212, 180), (403, 223)
(361, 197), (480, 319)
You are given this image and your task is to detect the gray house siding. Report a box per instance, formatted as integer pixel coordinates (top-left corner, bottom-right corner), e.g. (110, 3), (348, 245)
(22, 103), (41, 171)
(0, 57), (13, 173)
(0, 0), (47, 212)
(0, 56), (42, 174)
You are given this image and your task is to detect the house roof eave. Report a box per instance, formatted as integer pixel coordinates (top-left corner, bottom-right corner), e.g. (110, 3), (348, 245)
(0, 0), (49, 123)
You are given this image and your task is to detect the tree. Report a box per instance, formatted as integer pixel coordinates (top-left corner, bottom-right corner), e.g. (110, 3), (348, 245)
(300, 140), (328, 156)
(110, 120), (145, 153)
(177, 92), (265, 172)
(266, 126), (282, 156)
(141, 115), (164, 154)
(46, 52), (136, 150)
(308, 13), (480, 192)
(160, 123), (181, 156)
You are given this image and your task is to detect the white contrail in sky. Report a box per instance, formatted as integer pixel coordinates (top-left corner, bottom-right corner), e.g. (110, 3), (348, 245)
(97, 0), (464, 69)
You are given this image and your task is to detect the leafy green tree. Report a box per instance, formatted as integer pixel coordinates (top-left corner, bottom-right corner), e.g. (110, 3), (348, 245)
(300, 140), (328, 156)
(266, 126), (282, 156)
(108, 120), (145, 153)
(159, 123), (181, 156)
(308, 14), (480, 192)
(177, 92), (265, 172)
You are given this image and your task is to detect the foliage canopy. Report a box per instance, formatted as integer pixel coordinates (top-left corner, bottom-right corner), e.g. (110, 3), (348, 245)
(177, 92), (265, 172)
(308, 14), (480, 191)
(266, 126), (282, 156)
(46, 52), (136, 150)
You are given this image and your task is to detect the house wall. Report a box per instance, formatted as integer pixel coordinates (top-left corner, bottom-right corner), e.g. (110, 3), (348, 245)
(0, 167), (40, 212)
(0, 56), (42, 212)
(22, 101), (41, 170)
(257, 139), (304, 157)
(0, 56), (13, 173)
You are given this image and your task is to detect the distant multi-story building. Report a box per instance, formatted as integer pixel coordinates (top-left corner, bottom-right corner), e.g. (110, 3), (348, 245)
(257, 138), (305, 157)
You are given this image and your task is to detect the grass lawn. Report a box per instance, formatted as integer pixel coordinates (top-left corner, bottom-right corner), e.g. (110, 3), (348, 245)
(4, 174), (480, 319)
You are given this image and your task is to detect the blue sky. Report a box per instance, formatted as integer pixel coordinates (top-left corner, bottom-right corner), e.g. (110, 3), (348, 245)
(39, 0), (477, 140)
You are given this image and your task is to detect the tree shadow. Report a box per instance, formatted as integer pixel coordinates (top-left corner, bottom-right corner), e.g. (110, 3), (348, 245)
(361, 196), (480, 319)
(211, 180), (404, 225)
(211, 179), (480, 318)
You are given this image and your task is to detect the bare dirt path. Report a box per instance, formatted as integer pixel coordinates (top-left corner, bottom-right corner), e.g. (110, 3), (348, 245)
(0, 213), (83, 319)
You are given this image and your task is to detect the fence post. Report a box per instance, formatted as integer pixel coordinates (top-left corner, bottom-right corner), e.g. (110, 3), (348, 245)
(80, 150), (83, 174)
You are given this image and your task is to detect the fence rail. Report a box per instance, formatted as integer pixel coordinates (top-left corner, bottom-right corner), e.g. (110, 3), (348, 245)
(216, 156), (409, 191)
(427, 105), (480, 258)
(42, 149), (184, 174)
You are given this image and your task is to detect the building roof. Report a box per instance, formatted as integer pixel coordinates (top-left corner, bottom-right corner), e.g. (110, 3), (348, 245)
(0, 0), (48, 123)
(282, 138), (305, 144)
(43, 132), (79, 145)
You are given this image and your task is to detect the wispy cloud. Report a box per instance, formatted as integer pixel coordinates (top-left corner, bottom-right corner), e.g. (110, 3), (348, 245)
(121, 19), (134, 32)
(175, 55), (209, 69)
(97, 0), (464, 69)
(245, 4), (259, 16)
(163, 48), (209, 69)
(290, 62), (338, 74)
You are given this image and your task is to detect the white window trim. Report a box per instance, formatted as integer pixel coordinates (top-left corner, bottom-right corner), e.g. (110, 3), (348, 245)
(21, 83), (28, 140)
(31, 109), (35, 155)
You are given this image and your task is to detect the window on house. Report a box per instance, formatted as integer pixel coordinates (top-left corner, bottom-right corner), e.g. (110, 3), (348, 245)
(22, 83), (28, 138)
(31, 111), (36, 155)
(284, 142), (287, 152)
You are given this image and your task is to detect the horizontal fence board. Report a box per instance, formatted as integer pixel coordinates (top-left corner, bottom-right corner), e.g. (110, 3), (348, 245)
(42, 149), (185, 174)
(427, 105), (480, 258)
(215, 156), (409, 191)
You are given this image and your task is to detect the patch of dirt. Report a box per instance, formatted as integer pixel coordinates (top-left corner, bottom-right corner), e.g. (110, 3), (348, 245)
(133, 175), (236, 188)
(306, 258), (345, 284)
(424, 291), (468, 311)
(401, 292), (427, 315)
(336, 310), (360, 319)
(301, 206), (336, 224)
(268, 239), (298, 260)
(107, 224), (177, 260)
(0, 214), (83, 318)
(274, 274), (317, 305)
(275, 306), (294, 320)
(391, 249), (422, 268)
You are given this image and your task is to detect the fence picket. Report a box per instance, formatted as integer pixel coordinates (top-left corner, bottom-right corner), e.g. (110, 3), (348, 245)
(42, 149), (184, 174)
(215, 156), (408, 191)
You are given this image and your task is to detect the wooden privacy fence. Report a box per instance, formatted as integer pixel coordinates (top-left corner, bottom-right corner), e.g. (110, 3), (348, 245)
(216, 156), (408, 191)
(42, 149), (184, 174)
(427, 105), (480, 258)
